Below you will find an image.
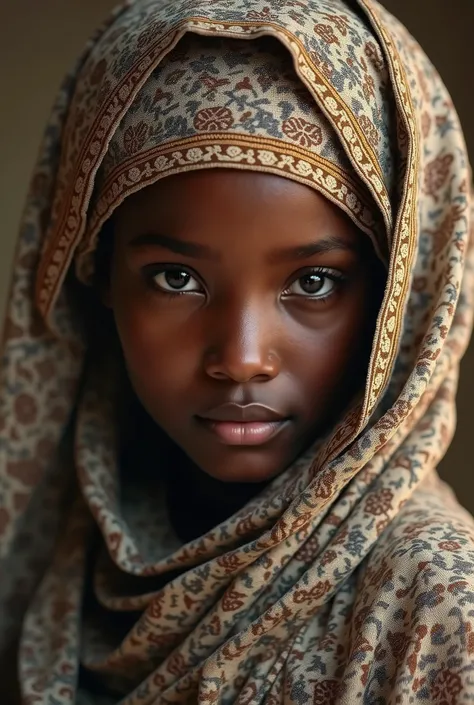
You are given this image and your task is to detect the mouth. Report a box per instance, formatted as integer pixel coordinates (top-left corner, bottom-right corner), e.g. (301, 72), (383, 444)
(196, 403), (291, 447)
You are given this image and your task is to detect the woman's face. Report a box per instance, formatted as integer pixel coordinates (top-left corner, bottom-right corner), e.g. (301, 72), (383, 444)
(110, 170), (382, 483)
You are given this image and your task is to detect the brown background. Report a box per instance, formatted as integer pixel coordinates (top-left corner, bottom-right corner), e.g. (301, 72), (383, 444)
(0, 1), (472, 506)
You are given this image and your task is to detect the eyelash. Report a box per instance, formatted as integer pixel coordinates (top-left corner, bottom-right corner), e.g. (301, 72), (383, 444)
(143, 264), (204, 298)
(143, 264), (346, 302)
(282, 267), (346, 301)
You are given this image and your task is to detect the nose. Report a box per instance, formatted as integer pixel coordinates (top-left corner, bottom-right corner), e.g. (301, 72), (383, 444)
(204, 301), (281, 383)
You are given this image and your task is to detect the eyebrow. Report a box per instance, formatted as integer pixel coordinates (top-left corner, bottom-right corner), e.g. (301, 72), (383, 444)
(268, 235), (360, 263)
(129, 232), (219, 260)
(128, 232), (358, 262)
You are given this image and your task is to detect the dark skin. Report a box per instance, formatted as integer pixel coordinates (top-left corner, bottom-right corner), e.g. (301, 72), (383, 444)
(103, 169), (384, 540)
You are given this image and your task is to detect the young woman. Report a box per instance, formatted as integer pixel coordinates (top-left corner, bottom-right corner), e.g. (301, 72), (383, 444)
(1, 0), (474, 702)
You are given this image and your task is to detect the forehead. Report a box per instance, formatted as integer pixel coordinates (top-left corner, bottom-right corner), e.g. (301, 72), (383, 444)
(114, 169), (365, 251)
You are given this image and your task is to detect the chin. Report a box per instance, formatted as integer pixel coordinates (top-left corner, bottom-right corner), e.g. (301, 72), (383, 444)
(194, 453), (286, 484)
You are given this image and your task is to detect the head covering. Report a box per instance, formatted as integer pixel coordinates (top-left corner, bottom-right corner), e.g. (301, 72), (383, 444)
(1, 0), (474, 703)
(75, 31), (390, 284)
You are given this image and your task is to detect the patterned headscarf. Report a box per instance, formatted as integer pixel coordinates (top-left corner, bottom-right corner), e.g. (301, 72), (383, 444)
(75, 31), (390, 283)
(1, 0), (474, 703)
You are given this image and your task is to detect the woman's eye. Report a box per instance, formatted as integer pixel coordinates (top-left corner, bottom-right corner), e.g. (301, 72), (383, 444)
(285, 270), (340, 299)
(151, 268), (202, 293)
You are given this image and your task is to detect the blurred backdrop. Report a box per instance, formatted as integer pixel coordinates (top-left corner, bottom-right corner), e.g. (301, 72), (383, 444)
(0, 0), (472, 507)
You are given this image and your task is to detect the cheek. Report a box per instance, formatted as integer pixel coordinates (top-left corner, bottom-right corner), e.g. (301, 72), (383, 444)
(111, 289), (196, 407)
(292, 291), (374, 394)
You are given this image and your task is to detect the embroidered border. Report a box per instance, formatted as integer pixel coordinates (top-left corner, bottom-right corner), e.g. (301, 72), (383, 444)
(358, 0), (419, 421)
(317, 0), (420, 462)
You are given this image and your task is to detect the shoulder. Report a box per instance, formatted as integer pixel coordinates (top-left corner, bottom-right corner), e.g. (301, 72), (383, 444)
(362, 481), (474, 604)
(351, 485), (474, 701)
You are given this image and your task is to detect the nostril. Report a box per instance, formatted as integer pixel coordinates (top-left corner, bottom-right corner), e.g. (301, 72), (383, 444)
(205, 359), (280, 384)
(204, 340), (281, 383)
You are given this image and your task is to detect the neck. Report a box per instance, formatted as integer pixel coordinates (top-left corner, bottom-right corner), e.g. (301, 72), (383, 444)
(165, 455), (266, 543)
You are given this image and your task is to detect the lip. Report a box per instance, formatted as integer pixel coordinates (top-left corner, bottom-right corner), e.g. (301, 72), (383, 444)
(197, 419), (289, 446)
(196, 403), (290, 447)
(198, 403), (286, 423)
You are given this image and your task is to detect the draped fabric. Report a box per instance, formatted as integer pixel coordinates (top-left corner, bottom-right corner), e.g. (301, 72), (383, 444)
(1, 0), (474, 703)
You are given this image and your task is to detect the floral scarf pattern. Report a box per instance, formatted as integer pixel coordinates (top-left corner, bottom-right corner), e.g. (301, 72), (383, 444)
(0, 0), (474, 703)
